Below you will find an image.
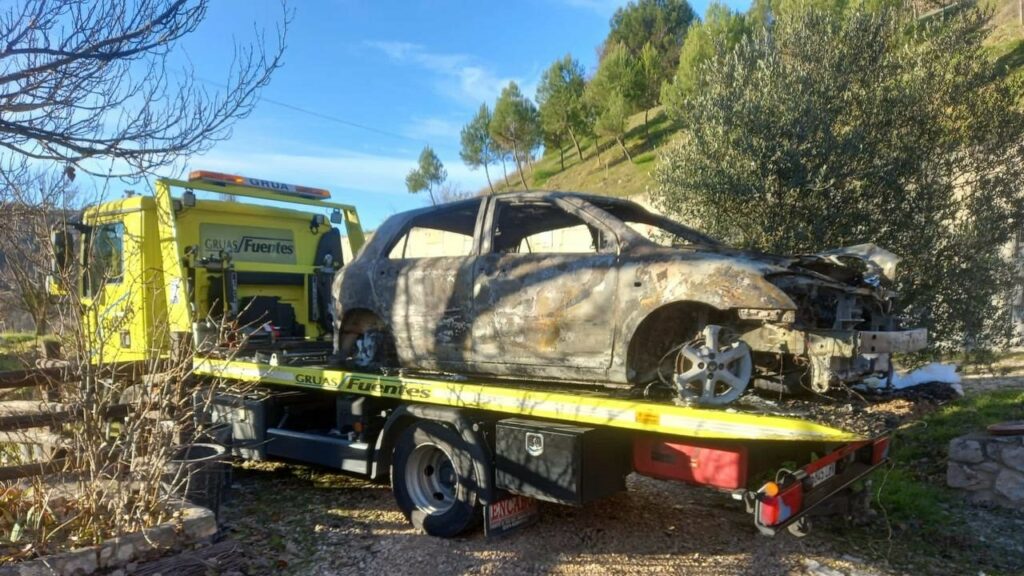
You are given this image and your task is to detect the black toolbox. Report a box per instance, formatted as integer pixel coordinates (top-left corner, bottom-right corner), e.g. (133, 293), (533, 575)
(495, 418), (632, 506)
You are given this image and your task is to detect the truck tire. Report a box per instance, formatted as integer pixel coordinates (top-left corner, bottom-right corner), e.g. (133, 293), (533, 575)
(392, 421), (482, 537)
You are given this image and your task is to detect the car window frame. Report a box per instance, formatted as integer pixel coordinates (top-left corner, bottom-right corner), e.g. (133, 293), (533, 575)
(380, 199), (487, 261)
(479, 195), (621, 257)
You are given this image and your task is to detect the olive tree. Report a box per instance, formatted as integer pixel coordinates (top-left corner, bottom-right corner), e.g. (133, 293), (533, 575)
(655, 6), (1024, 351)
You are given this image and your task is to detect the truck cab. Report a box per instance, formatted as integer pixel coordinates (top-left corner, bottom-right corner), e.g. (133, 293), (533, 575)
(51, 171), (365, 365)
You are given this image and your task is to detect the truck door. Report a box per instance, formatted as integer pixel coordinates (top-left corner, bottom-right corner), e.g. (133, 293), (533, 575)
(472, 197), (619, 370)
(82, 212), (148, 363)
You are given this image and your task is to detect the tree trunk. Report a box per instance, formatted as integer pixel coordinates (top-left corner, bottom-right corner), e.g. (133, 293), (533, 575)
(483, 163), (494, 194)
(501, 157), (510, 186)
(512, 141), (529, 190)
(595, 138), (605, 169)
(427, 187), (436, 205)
(568, 128), (584, 161)
(644, 108), (650, 137)
(616, 136), (632, 163)
(33, 315), (48, 337)
(559, 147), (565, 171)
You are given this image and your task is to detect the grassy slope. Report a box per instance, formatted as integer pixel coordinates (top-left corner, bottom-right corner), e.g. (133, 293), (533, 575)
(484, 1), (1024, 200)
(838, 388), (1024, 574)
(486, 107), (675, 198)
(984, 0), (1024, 100)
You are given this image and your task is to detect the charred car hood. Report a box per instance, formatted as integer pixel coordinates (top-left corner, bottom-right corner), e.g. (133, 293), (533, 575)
(652, 242), (898, 294)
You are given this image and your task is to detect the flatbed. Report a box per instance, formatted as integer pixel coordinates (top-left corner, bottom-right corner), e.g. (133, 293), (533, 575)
(194, 357), (861, 443)
(193, 353), (889, 538)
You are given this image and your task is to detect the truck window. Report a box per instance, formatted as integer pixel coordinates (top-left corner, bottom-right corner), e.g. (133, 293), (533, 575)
(85, 222), (125, 296)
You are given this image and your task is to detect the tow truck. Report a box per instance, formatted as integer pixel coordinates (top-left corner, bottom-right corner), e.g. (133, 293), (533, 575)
(47, 171), (892, 538)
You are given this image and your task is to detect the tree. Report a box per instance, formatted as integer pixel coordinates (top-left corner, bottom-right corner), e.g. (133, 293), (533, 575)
(0, 0), (286, 178)
(536, 55), (589, 162)
(655, 6), (1024, 351)
(586, 43), (638, 162)
(662, 3), (751, 120)
(0, 172), (73, 335)
(406, 146), (447, 205)
(490, 82), (540, 189)
(606, 0), (696, 84)
(459, 104), (498, 194)
(634, 43), (661, 130)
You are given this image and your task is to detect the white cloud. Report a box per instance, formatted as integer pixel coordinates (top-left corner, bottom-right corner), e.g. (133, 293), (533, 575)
(404, 117), (463, 141)
(364, 40), (523, 106)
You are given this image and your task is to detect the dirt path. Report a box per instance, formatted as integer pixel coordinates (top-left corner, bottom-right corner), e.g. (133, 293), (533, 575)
(221, 466), (895, 576)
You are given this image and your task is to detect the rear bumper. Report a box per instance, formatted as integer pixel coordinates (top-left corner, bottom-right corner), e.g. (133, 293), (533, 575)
(751, 435), (891, 535)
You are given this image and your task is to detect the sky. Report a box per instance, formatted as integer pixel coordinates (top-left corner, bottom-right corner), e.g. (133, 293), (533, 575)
(168, 0), (751, 228)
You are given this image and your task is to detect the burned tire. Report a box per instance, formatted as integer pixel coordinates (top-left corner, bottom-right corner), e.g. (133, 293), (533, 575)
(392, 421), (482, 537)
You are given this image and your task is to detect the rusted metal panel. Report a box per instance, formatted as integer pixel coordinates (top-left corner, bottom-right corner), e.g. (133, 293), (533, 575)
(857, 329), (928, 355)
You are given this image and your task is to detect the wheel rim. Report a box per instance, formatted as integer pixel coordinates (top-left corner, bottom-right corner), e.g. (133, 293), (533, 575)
(405, 443), (458, 514)
(674, 324), (753, 406)
(353, 332), (379, 367)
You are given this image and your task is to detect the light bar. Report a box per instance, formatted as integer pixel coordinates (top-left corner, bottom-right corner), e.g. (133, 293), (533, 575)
(189, 170), (331, 200)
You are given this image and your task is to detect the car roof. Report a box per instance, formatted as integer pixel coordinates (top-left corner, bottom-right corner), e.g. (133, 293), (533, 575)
(395, 191), (645, 222)
(371, 191), (658, 248)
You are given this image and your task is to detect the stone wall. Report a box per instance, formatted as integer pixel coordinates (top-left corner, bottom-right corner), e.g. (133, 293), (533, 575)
(947, 432), (1024, 509)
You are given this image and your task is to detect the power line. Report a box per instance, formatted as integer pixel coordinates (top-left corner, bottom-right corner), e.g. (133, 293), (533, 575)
(194, 75), (423, 144)
(255, 91), (423, 143)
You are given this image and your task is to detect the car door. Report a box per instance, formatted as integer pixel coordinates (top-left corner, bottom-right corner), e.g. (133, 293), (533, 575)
(471, 196), (619, 370)
(369, 201), (483, 368)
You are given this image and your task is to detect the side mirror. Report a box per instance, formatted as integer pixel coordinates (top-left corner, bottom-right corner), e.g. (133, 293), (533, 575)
(48, 226), (75, 295)
(51, 226), (74, 276)
(330, 209), (343, 224)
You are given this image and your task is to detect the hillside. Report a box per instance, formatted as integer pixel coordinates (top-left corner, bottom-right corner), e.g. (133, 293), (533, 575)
(488, 107), (674, 198)
(485, 0), (1024, 201)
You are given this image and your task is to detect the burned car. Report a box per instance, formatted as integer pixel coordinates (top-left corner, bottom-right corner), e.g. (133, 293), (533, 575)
(332, 192), (927, 406)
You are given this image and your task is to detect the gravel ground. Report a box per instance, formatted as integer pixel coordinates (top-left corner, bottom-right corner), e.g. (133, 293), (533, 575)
(221, 467), (895, 576)
(217, 375), (1023, 576)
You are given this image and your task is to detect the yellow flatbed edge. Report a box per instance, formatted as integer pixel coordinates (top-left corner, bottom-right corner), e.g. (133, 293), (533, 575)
(193, 358), (863, 443)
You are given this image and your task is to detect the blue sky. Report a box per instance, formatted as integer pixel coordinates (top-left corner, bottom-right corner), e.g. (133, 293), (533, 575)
(176, 0), (750, 228)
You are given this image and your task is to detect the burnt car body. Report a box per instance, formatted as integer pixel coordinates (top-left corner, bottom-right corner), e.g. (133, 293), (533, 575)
(332, 192), (927, 406)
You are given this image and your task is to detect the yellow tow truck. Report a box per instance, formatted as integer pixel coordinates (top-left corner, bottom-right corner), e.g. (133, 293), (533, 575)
(51, 171), (891, 538)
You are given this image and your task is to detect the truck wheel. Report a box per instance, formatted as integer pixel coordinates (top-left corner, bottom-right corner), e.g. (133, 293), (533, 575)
(392, 421), (482, 537)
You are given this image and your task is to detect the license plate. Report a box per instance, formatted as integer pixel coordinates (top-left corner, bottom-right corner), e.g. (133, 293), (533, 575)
(809, 462), (836, 487)
(484, 494), (539, 538)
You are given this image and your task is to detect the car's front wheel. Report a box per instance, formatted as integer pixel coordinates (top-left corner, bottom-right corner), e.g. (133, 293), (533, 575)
(673, 324), (753, 406)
